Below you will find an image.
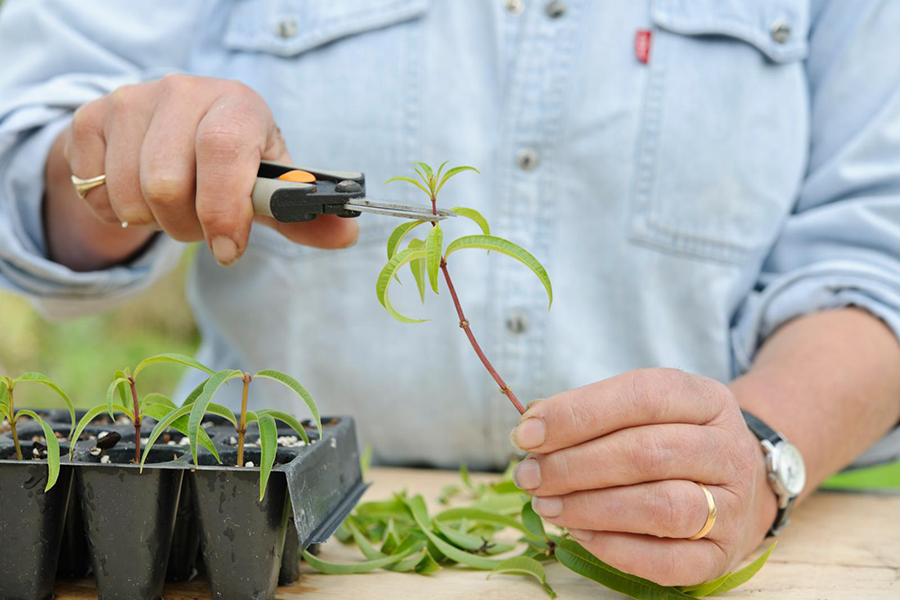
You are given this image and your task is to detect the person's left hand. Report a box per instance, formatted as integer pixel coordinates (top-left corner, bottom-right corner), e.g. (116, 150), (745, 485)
(510, 368), (777, 586)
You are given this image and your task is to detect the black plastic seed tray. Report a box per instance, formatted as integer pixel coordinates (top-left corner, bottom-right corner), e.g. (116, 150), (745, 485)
(0, 413), (367, 600)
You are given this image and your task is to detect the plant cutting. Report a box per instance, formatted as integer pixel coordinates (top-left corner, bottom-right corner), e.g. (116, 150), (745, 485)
(69, 352), (216, 463)
(305, 465), (776, 599)
(0, 372), (74, 488)
(147, 367), (322, 499)
(378, 162), (552, 414)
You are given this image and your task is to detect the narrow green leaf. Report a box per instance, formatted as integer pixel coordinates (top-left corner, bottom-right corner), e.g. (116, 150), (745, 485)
(142, 404), (192, 469)
(258, 413), (277, 501)
(384, 176), (430, 197)
(255, 408), (310, 445)
(0, 379), (9, 407)
(360, 444), (373, 478)
(70, 403), (133, 458)
(13, 373), (75, 440)
(106, 378), (129, 419)
(449, 206), (490, 236)
(446, 235), (552, 308)
(434, 520), (486, 551)
(113, 369), (129, 406)
(140, 393), (177, 412)
(253, 370), (320, 438)
(489, 556), (557, 598)
(15, 411), (60, 491)
(434, 161), (449, 186)
(435, 507), (540, 539)
(141, 403), (220, 463)
(180, 378), (210, 407)
(346, 518), (387, 561)
(407, 238), (427, 303)
(415, 549), (442, 575)
(556, 540), (695, 599)
(413, 161), (434, 184)
(376, 247), (429, 323)
(387, 220), (428, 260)
(189, 370), (241, 466)
(404, 496), (504, 570)
(435, 165), (479, 197)
(690, 542), (777, 597)
(133, 353), (216, 379)
(521, 501), (547, 540)
(425, 225), (443, 294)
(0, 403), (9, 423)
(380, 519), (401, 555)
(303, 548), (415, 574)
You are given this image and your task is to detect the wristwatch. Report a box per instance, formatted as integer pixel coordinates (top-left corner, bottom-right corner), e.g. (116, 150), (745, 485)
(741, 410), (806, 537)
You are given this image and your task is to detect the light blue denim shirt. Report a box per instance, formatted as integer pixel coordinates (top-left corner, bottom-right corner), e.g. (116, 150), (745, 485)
(1, 0), (899, 470)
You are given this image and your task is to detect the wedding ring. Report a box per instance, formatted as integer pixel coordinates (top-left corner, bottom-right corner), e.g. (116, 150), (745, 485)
(688, 483), (717, 540)
(71, 173), (107, 199)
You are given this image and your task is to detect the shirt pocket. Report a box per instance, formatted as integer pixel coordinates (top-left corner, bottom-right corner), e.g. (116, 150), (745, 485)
(220, 0), (431, 261)
(629, 0), (810, 264)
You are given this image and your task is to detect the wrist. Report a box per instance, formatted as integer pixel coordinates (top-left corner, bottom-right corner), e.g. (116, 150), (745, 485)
(44, 129), (154, 271)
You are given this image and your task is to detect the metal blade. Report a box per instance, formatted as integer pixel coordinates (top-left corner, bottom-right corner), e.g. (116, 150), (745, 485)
(344, 198), (456, 222)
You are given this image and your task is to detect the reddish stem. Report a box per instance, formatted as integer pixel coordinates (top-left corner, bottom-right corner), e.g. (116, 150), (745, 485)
(129, 378), (141, 464)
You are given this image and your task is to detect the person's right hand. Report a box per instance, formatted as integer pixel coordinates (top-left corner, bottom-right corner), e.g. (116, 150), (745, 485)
(47, 74), (359, 270)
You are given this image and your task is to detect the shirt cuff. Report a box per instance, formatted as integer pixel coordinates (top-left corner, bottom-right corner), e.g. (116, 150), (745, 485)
(731, 260), (900, 468)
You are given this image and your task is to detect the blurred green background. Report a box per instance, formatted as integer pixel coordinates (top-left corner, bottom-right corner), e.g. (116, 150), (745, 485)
(0, 255), (199, 409)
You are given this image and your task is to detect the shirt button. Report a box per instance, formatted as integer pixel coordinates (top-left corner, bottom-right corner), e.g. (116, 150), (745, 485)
(276, 18), (298, 39)
(516, 148), (540, 171)
(506, 311), (529, 334)
(505, 0), (524, 15)
(770, 19), (791, 44)
(545, 0), (566, 19)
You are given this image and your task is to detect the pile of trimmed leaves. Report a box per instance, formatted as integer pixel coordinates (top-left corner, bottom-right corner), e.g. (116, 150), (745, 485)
(303, 464), (775, 599)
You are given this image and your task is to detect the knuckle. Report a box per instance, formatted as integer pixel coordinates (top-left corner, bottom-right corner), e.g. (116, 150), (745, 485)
(628, 430), (667, 480)
(70, 103), (102, 145)
(108, 84), (138, 111)
(653, 550), (683, 586)
(648, 484), (687, 537)
(627, 369), (671, 422)
(159, 72), (194, 93)
(195, 120), (258, 160)
(141, 172), (188, 208)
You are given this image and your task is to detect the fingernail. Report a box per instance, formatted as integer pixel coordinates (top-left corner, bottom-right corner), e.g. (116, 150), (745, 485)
(211, 236), (237, 267)
(525, 398), (544, 412)
(569, 529), (594, 542)
(531, 495), (562, 518)
(512, 458), (541, 490)
(510, 417), (545, 451)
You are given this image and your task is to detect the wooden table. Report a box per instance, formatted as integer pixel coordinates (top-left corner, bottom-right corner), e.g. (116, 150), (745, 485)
(56, 467), (900, 599)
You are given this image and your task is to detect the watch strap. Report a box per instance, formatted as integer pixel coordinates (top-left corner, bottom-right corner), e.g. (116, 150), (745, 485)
(741, 410), (780, 445)
(770, 500), (795, 537)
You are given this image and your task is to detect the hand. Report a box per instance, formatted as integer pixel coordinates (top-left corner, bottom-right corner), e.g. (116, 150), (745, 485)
(52, 74), (358, 269)
(510, 368), (778, 586)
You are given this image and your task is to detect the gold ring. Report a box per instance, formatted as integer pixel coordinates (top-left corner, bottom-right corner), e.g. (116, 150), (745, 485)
(71, 174), (106, 199)
(688, 483), (717, 540)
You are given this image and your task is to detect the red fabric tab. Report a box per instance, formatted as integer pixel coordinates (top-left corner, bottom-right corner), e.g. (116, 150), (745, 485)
(635, 29), (652, 64)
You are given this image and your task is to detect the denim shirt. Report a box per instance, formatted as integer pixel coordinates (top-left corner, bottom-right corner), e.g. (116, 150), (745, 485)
(1, 0), (899, 470)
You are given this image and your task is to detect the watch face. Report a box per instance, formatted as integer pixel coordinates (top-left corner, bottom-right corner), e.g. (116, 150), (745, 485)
(776, 442), (806, 496)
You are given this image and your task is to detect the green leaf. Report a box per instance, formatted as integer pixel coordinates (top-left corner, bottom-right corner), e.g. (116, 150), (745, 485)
(384, 176), (430, 197)
(0, 379), (9, 407)
(434, 161), (449, 187)
(360, 444), (373, 478)
(413, 161), (434, 185)
(140, 393), (177, 412)
(435, 165), (479, 197)
(70, 403), (133, 458)
(404, 496), (504, 570)
(380, 519), (401, 555)
(133, 353), (215, 380)
(257, 413), (278, 501)
(434, 520), (486, 551)
(376, 247), (429, 323)
(415, 549), (442, 575)
(253, 370), (321, 438)
(113, 369), (129, 406)
(303, 548), (415, 574)
(446, 235), (552, 308)
(180, 378), (210, 407)
(387, 220), (428, 260)
(142, 404), (192, 469)
(255, 408), (310, 445)
(489, 556), (557, 598)
(15, 411), (61, 491)
(0, 403), (8, 423)
(679, 542), (777, 597)
(13, 373), (76, 439)
(141, 403), (220, 463)
(345, 518), (387, 561)
(449, 206), (490, 236)
(425, 225), (443, 294)
(521, 501), (547, 540)
(106, 377), (130, 419)
(435, 507), (540, 539)
(407, 239), (427, 303)
(189, 370), (241, 466)
(556, 539), (695, 599)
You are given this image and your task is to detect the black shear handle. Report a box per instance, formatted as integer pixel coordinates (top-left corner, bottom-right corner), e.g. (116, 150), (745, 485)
(250, 161), (366, 223)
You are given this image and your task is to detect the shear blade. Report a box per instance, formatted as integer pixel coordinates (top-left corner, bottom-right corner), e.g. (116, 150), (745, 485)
(344, 199), (456, 222)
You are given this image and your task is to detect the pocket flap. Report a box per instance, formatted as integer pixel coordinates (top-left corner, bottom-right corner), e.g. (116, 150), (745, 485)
(224, 0), (429, 57)
(650, 0), (809, 62)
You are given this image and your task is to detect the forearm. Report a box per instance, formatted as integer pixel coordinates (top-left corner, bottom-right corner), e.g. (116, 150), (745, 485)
(43, 128), (154, 271)
(730, 307), (900, 503)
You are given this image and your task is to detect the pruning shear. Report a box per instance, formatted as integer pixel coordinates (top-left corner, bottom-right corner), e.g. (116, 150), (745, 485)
(251, 161), (456, 223)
